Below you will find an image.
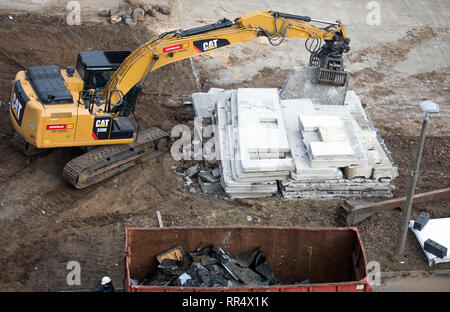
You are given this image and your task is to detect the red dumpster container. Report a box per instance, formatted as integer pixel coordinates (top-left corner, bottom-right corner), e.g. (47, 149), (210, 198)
(124, 226), (371, 292)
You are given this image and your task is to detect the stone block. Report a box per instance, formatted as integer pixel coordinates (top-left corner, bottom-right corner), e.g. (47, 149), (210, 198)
(280, 66), (348, 105)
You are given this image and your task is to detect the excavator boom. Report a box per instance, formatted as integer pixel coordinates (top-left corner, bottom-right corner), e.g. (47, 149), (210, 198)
(106, 11), (350, 111)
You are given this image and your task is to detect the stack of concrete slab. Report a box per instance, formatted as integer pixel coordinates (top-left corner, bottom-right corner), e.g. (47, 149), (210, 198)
(190, 66), (398, 200)
(278, 69), (398, 199)
(212, 88), (294, 198)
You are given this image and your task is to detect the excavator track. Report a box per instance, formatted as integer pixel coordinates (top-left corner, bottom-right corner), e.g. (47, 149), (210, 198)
(62, 127), (169, 189)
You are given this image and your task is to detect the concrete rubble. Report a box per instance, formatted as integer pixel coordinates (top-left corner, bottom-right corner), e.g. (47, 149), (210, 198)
(190, 67), (398, 199)
(99, 1), (170, 26)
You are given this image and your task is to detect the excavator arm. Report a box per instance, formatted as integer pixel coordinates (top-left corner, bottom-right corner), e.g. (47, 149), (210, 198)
(106, 11), (350, 112)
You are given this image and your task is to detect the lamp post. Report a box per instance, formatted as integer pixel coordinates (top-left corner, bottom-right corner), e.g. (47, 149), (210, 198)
(395, 100), (440, 255)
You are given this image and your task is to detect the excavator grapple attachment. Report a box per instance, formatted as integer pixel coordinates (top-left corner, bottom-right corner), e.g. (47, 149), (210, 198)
(317, 68), (348, 86)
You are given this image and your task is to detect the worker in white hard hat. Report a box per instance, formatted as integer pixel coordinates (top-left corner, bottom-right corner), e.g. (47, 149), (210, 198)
(97, 276), (114, 292)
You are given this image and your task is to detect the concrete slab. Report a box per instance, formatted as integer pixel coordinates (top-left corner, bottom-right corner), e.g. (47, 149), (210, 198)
(192, 92), (219, 118)
(318, 127), (350, 142)
(344, 166), (373, 179)
(237, 88), (291, 154)
(281, 98), (345, 180)
(280, 67), (348, 105)
(214, 89), (288, 198)
(309, 142), (355, 160)
(298, 115), (344, 131)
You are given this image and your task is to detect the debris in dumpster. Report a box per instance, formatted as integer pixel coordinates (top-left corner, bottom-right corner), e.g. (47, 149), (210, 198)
(253, 252), (279, 284)
(178, 273), (191, 285)
(156, 245), (183, 263)
(235, 248), (260, 268)
(139, 244), (283, 287)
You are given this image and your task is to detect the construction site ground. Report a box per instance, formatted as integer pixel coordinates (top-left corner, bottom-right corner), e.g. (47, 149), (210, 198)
(0, 0), (448, 291)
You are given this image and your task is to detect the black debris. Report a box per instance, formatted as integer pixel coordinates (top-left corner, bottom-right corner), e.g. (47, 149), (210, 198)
(139, 244), (283, 287)
(424, 239), (448, 259)
(414, 212), (430, 231)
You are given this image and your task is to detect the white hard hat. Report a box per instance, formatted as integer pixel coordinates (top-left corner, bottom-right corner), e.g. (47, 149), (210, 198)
(101, 276), (112, 285)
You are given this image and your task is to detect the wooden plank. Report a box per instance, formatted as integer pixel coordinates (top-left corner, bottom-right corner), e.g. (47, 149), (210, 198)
(156, 211), (164, 228)
(369, 187), (450, 210)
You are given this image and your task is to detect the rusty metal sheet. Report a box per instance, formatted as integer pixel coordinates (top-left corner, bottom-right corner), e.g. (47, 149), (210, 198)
(124, 226), (368, 291)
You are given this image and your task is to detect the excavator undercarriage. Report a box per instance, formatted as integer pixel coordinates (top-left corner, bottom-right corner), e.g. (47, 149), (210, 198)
(62, 128), (169, 189)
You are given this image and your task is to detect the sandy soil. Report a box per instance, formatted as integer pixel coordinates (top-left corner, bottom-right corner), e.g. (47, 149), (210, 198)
(0, 12), (448, 291)
(348, 26), (450, 137)
(373, 272), (450, 292)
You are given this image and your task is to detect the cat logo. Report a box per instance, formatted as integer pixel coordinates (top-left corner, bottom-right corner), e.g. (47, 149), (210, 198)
(11, 81), (29, 126)
(11, 93), (22, 120)
(93, 117), (112, 140)
(193, 39), (230, 53)
(95, 119), (110, 128)
(203, 39), (218, 51)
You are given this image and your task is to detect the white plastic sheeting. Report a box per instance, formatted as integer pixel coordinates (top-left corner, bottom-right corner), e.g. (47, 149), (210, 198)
(409, 218), (450, 266)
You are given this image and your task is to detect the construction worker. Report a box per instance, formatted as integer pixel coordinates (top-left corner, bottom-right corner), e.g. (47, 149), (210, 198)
(97, 276), (114, 292)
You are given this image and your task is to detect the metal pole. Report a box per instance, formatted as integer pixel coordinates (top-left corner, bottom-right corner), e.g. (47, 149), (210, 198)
(395, 112), (429, 255)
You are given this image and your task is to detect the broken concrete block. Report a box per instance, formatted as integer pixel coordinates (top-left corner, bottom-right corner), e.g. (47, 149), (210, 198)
(140, 3), (154, 15)
(98, 8), (111, 17)
(124, 17), (137, 27)
(185, 164), (199, 178)
(280, 66), (348, 105)
(132, 8), (145, 22)
(198, 176), (223, 194)
(155, 4), (171, 15)
(199, 170), (220, 183)
(189, 187), (198, 193)
(110, 15), (122, 24)
(192, 92), (219, 118)
(371, 166), (399, 180)
(344, 166), (373, 179)
(212, 168), (221, 178)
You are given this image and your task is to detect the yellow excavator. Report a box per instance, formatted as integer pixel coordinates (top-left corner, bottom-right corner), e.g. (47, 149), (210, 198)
(8, 11), (350, 189)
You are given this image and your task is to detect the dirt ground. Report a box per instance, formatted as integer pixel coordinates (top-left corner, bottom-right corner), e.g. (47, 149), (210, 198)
(0, 12), (448, 291)
(372, 272), (450, 292)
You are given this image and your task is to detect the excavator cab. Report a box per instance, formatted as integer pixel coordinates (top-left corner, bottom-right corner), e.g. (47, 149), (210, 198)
(76, 50), (131, 90)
